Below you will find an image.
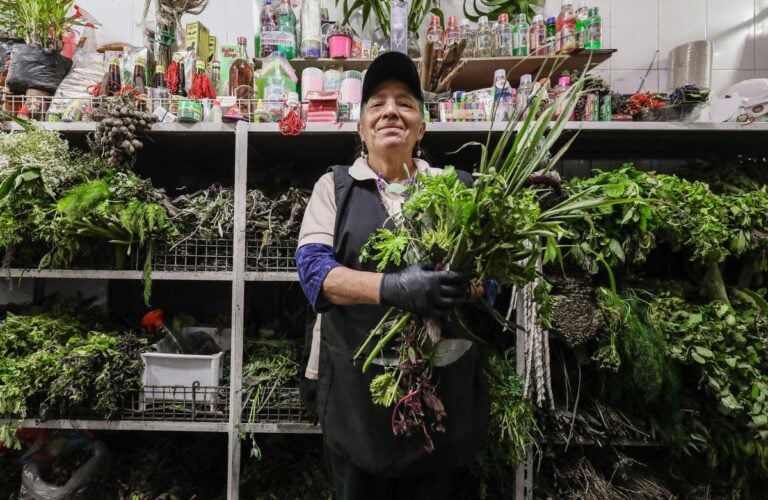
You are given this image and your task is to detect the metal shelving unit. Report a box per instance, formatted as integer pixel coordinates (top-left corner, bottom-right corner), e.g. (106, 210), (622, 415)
(4, 116), (764, 499)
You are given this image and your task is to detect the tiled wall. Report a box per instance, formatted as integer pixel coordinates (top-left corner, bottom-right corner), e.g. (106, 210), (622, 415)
(539, 0), (767, 95)
(77, 0), (765, 95)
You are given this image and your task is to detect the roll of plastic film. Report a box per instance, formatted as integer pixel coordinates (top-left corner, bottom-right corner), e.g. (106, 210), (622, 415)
(301, 67), (324, 101)
(340, 70), (363, 103)
(324, 68), (343, 91)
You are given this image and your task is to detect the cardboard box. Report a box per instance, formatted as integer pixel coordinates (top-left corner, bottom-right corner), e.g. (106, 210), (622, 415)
(185, 21), (211, 62)
(219, 44), (239, 96)
(208, 35), (218, 64)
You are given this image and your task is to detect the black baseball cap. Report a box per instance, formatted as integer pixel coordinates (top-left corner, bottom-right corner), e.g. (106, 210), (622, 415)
(362, 51), (424, 104)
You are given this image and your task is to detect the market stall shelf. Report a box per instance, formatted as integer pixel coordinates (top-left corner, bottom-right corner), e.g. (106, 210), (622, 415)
(268, 49), (615, 90)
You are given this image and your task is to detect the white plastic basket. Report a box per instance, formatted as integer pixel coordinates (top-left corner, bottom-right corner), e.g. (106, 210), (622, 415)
(140, 352), (224, 408)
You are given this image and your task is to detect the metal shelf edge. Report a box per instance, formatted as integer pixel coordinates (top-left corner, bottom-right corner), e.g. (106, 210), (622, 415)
(2, 269), (233, 281)
(244, 271), (299, 282)
(241, 423), (321, 434)
(7, 419), (229, 432)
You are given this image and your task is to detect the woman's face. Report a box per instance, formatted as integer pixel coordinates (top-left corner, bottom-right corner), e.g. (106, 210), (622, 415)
(358, 80), (425, 158)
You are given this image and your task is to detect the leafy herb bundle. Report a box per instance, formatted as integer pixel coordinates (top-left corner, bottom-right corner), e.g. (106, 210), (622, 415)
(0, 303), (144, 449)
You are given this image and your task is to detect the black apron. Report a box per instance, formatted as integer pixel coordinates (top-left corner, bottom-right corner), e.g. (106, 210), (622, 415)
(317, 165), (489, 477)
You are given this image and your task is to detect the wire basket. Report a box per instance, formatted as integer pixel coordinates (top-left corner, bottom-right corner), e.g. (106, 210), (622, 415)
(28, 385), (230, 422)
(242, 386), (315, 425)
(246, 230), (297, 272)
(151, 238), (233, 272)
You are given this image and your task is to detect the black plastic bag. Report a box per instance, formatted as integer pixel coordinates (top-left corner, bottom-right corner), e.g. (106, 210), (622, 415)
(6, 44), (73, 95)
(0, 37), (23, 64)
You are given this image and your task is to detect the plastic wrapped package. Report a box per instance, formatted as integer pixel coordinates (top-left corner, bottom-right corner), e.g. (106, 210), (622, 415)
(53, 52), (105, 98)
(18, 439), (110, 500)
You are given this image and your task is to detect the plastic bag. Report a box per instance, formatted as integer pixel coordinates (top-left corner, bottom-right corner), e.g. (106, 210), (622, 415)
(0, 37), (23, 64)
(53, 52), (105, 99)
(18, 438), (110, 500)
(6, 44), (74, 95)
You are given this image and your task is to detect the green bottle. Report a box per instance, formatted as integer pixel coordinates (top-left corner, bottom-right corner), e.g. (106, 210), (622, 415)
(587, 7), (602, 49)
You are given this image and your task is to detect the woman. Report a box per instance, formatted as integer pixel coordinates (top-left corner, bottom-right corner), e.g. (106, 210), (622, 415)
(296, 52), (489, 500)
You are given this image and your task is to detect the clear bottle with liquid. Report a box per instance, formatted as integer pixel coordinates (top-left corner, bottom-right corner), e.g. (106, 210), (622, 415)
(444, 16), (461, 47)
(546, 17), (557, 54)
(529, 15), (547, 56)
(493, 13), (512, 57)
(587, 7), (602, 49)
(300, 0), (321, 58)
(276, 0), (297, 59)
(492, 69), (513, 120)
(426, 15), (444, 52)
(512, 13), (529, 56)
(553, 75), (571, 119)
(260, 0), (278, 57)
(517, 73), (533, 116)
(575, 0), (589, 48)
(557, 0), (577, 53)
(476, 16), (493, 57)
(459, 18), (476, 57)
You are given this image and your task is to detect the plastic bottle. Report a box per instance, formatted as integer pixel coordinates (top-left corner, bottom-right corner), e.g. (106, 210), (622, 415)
(529, 15), (546, 56)
(426, 15), (444, 52)
(553, 75), (571, 119)
(492, 69), (513, 120)
(575, 0), (589, 48)
(300, 0), (321, 57)
(476, 16), (493, 57)
(493, 13), (512, 57)
(459, 18), (476, 57)
(259, 51), (297, 103)
(512, 13), (529, 56)
(517, 73), (533, 116)
(276, 0), (297, 59)
(546, 17), (557, 55)
(260, 0), (278, 57)
(444, 16), (461, 48)
(587, 7), (602, 49)
(557, 0), (577, 53)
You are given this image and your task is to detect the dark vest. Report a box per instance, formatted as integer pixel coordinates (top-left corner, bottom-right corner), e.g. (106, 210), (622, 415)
(317, 165), (489, 477)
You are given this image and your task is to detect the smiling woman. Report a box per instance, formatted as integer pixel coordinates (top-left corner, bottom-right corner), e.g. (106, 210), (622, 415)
(295, 52), (488, 500)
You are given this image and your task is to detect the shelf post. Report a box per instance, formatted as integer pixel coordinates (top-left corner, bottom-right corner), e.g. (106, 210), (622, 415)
(227, 121), (248, 500)
(515, 288), (533, 500)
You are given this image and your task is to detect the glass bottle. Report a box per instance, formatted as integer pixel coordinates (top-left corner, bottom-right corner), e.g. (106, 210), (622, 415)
(260, 0), (278, 58)
(557, 0), (577, 53)
(575, 0), (589, 48)
(546, 17), (557, 55)
(553, 75), (571, 119)
(133, 57), (146, 93)
(529, 15), (547, 56)
(276, 0), (297, 59)
(444, 16), (461, 48)
(229, 36), (255, 102)
(175, 55), (187, 97)
(107, 57), (122, 96)
(153, 64), (167, 89)
(210, 61), (221, 95)
(587, 7), (602, 49)
(476, 16), (493, 57)
(426, 15), (444, 52)
(493, 13), (511, 57)
(512, 13), (529, 56)
(459, 18), (476, 57)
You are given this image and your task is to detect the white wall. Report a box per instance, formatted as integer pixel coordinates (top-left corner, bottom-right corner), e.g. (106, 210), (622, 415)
(76, 0), (767, 95)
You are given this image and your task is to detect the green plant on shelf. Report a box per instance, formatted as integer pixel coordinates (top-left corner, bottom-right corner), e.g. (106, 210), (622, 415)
(0, 0), (80, 51)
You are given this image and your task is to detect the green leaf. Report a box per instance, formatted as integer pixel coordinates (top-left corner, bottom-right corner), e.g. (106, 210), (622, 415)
(608, 239), (625, 262)
(694, 346), (714, 358)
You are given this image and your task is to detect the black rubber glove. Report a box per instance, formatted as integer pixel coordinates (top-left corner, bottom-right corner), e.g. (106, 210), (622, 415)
(380, 262), (470, 317)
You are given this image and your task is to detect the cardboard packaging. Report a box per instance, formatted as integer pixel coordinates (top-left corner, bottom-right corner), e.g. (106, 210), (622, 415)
(185, 22), (211, 63)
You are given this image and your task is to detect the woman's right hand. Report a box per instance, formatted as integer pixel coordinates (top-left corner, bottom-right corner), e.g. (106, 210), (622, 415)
(380, 262), (470, 317)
